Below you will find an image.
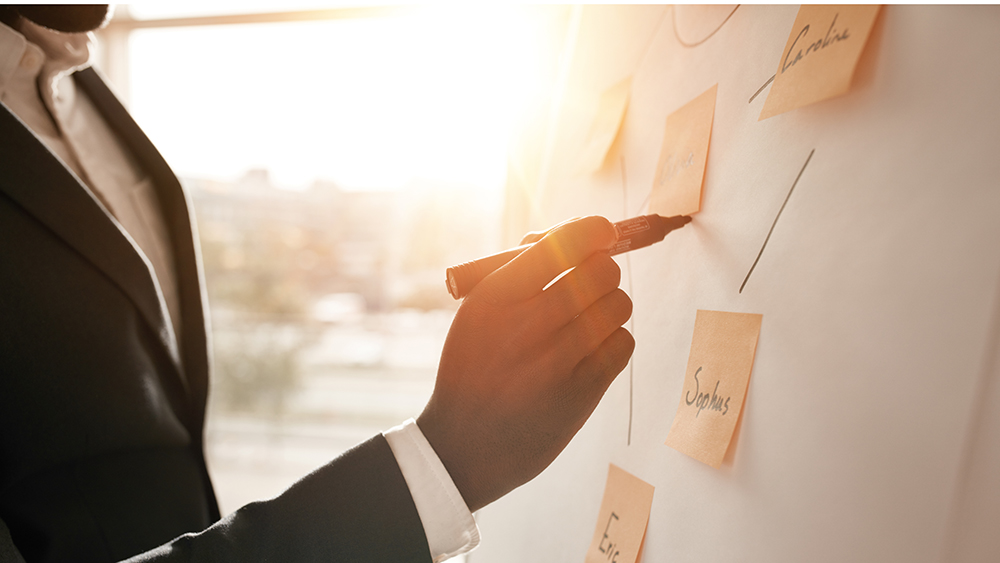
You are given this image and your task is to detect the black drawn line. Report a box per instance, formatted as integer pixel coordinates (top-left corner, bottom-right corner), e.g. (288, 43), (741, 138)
(748, 74), (776, 104)
(740, 148), (815, 294)
(621, 155), (634, 447)
(635, 189), (653, 216)
(672, 4), (740, 48)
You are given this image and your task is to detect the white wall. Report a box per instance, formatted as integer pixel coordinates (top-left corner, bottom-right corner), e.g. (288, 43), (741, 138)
(478, 6), (1000, 562)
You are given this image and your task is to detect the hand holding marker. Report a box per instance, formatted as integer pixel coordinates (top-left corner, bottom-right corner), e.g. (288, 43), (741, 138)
(446, 214), (692, 299)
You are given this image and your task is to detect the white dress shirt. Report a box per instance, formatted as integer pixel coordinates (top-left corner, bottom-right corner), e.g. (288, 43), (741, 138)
(0, 19), (478, 562)
(383, 419), (480, 561)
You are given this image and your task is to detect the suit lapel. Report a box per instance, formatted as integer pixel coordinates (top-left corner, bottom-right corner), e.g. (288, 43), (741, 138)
(0, 101), (185, 375)
(73, 67), (213, 438)
(72, 69), (222, 520)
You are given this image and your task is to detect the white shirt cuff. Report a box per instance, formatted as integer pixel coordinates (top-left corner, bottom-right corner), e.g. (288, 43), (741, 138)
(383, 418), (480, 562)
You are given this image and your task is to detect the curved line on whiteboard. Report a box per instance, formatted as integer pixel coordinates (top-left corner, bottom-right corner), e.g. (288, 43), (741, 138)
(671, 4), (740, 48)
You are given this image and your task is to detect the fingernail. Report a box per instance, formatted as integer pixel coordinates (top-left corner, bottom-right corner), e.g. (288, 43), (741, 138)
(607, 222), (620, 248)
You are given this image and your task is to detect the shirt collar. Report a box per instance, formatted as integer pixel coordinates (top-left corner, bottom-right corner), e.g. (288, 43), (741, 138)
(0, 19), (93, 102)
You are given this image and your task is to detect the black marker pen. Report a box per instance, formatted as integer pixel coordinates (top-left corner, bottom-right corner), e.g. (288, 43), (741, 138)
(446, 214), (692, 299)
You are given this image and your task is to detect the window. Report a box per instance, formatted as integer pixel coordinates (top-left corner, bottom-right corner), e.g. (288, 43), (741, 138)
(96, 4), (568, 519)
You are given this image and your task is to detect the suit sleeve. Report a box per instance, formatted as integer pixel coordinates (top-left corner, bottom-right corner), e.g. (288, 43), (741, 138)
(122, 434), (433, 563)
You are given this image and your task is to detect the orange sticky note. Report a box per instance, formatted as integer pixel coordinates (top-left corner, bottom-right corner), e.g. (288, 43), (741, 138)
(577, 77), (632, 175)
(649, 84), (716, 217)
(760, 5), (882, 120)
(665, 310), (763, 468)
(585, 464), (654, 563)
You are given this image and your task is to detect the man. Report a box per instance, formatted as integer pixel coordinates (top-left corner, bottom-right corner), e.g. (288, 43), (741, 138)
(0, 5), (634, 562)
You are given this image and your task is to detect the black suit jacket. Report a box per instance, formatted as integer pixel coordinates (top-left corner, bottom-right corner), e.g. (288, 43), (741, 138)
(0, 68), (431, 563)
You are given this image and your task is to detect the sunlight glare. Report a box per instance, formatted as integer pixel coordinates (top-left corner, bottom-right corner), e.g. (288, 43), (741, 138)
(126, 6), (549, 194)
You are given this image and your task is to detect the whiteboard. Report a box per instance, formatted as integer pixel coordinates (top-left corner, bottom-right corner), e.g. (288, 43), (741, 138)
(476, 5), (1000, 562)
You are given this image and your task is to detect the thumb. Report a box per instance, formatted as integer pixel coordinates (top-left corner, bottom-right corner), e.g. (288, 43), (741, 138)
(480, 216), (617, 305)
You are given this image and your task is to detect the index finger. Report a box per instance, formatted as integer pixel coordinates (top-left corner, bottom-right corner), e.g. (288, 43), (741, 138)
(518, 216), (581, 245)
(479, 216), (617, 304)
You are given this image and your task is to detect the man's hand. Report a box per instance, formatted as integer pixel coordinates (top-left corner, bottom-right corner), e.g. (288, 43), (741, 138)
(417, 216), (635, 512)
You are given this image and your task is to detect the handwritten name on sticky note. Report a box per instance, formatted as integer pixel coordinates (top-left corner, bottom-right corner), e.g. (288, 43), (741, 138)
(665, 310), (763, 468)
(585, 464), (654, 563)
(649, 84), (717, 217)
(577, 77), (632, 175)
(760, 5), (881, 120)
